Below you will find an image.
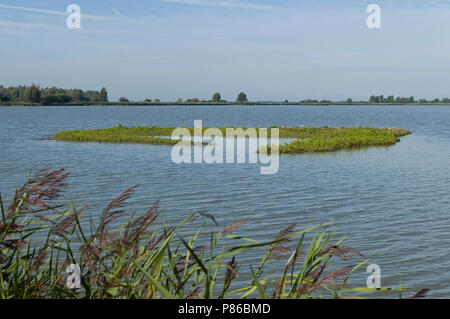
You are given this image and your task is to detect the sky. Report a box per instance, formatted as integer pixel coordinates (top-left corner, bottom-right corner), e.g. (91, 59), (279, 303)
(0, 0), (449, 101)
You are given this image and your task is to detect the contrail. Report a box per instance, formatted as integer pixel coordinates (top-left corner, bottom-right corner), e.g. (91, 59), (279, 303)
(0, 4), (117, 20)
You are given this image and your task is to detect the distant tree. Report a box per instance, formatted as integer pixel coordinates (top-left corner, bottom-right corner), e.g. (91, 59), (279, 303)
(176, 98), (183, 103)
(387, 95), (395, 103)
(23, 87), (32, 102)
(154, 98), (160, 103)
(369, 95), (376, 103)
(236, 92), (248, 103)
(212, 92), (221, 102)
(346, 98), (353, 104)
(42, 95), (57, 105)
(119, 97), (129, 103)
(23, 84), (41, 103)
(409, 96), (415, 103)
(144, 99), (152, 103)
(69, 89), (84, 102)
(41, 94), (72, 105)
(100, 87), (108, 102)
(0, 85), (110, 104)
(0, 86), (11, 102)
(11, 87), (22, 102)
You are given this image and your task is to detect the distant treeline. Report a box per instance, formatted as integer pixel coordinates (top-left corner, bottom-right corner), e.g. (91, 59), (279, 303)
(368, 95), (450, 104)
(0, 84), (108, 105)
(1, 85), (449, 106)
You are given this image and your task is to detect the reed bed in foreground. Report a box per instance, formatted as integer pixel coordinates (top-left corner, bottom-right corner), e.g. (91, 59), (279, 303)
(53, 125), (411, 154)
(0, 168), (425, 299)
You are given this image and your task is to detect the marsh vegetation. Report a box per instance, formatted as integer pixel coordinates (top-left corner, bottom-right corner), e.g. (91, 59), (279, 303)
(0, 168), (428, 299)
(53, 125), (411, 154)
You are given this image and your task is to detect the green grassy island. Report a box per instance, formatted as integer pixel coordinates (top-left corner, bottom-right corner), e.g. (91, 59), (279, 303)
(53, 125), (411, 154)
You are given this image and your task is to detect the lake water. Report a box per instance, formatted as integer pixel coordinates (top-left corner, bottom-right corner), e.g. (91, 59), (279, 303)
(1, 104), (450, 297)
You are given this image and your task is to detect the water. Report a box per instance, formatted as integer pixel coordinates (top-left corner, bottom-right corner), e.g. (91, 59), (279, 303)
(1, 104), (450, 297)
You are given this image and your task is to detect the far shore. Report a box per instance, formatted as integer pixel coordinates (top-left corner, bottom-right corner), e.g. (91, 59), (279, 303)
(2, 101), (450, 107)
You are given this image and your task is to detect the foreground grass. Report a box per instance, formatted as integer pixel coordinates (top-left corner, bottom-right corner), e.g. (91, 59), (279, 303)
(53, 125), (411, 154)
(0, 168), (428, 299)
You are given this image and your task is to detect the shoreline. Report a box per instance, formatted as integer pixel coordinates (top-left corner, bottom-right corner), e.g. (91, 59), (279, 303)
(2, 102), (450, 107)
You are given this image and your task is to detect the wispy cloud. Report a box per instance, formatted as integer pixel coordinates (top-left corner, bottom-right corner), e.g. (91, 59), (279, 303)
(155, 0), (273, 10)
(0, 4), (117, 20)
(0, 18), (68, 36)
(0, 19), (47, 28)
(79, 42), (131, 50)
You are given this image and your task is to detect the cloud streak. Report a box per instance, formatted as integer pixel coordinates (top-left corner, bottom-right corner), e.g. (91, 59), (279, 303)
(156, 0), (273, 10)
(0, 4), (117, 20)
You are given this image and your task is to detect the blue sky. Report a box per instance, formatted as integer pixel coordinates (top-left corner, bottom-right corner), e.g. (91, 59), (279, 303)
(0, 0), (449, 101)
